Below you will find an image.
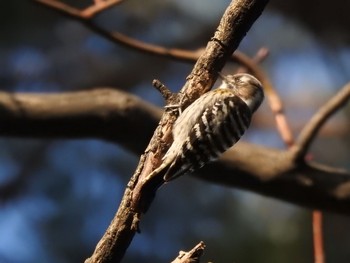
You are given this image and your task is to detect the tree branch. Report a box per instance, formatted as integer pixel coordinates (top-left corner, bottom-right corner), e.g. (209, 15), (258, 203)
(0, 89), (160, 154)
(292, 82), (350, 162)
(1, 88), (350, 214)
(171, 242), (206, 263)
(200, 143), (350, 215)
(35, 0), (124, 19)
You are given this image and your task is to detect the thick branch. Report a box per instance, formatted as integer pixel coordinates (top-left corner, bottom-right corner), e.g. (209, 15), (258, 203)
(201, 144), (350, 215)
(0, 89), (160, 154)
(1, 89), (350, 214)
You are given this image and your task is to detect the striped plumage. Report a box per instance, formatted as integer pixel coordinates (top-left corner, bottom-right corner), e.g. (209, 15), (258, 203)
(150, 73), (264, 182)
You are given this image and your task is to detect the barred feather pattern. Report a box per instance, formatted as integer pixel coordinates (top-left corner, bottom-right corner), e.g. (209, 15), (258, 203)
(148, 73), (264, 182)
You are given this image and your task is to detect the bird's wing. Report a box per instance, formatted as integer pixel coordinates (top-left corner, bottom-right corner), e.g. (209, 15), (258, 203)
(163, 89), (251, 181)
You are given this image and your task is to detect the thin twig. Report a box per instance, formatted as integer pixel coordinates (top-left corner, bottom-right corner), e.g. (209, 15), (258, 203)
(236, 46), (269, 73)
(234, 47), (295, 146)
(254, 47), (270, 62)
(34, 0), (124, 19)
(34, 0), (81, 17)
(313, 211), (325, 263)
(82, 0), (124, 18)
(230, 50), (295, 146)
(307, 148), (326, 263)
(152, 79), (174, 103)
(293, 83), (350, 162)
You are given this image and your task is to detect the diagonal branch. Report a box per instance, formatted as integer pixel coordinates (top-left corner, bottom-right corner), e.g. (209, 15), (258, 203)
(35, 0), (124, 19)
(292, 82), (350, 162)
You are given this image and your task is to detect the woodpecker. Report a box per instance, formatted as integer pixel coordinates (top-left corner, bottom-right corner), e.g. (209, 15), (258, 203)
(149, 73), (264, 182)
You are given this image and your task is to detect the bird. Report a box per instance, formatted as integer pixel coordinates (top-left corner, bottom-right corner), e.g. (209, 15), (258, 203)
(148, 73), (264, 182)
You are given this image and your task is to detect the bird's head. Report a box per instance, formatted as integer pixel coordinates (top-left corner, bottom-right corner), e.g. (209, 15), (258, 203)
(219, 73), (264, 112)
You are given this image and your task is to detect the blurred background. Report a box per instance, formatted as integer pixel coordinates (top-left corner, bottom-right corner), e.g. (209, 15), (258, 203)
(0, 0), (350, 262)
